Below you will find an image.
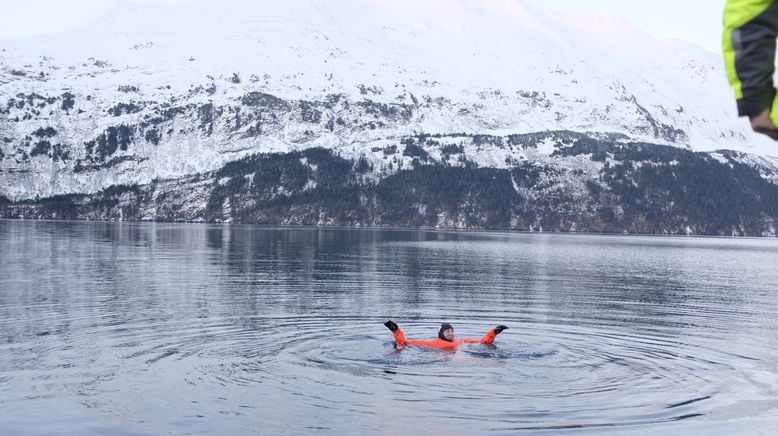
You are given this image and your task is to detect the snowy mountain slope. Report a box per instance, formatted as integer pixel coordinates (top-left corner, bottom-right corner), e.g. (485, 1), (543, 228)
(0, 0), (775, 201)
(5, 140), (778, 236)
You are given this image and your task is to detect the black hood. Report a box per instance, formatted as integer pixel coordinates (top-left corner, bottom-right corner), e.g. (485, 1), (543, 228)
(438, 323), (454, 341)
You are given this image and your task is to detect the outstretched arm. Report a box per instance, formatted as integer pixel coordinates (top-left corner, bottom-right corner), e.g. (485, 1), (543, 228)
(384, 320), (408, 348)
(475, 325), (508, 345)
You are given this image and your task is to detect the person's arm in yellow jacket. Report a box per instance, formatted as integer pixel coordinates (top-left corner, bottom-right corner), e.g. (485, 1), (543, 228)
(723, 0), (778, 139)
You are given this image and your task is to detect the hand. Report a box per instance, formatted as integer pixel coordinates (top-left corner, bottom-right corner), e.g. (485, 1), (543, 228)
(384, 320), (398, 332)
(493, 325), (508, 334)
(749, 109), (778, 140)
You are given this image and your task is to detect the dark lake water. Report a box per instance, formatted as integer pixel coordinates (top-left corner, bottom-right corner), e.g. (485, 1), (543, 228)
(1, 220), (778, 435)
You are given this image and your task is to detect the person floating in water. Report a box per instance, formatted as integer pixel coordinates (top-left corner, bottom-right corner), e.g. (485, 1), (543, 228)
(383, 320), (507, 349)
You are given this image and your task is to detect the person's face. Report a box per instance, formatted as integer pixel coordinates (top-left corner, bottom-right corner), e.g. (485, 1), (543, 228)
(442, 328), (454, 341)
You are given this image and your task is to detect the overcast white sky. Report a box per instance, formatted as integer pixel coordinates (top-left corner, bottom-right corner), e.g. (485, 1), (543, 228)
(0, 0), (727, 53)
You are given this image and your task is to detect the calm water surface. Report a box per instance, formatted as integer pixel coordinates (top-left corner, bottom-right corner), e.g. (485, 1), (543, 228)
(1, 220), (778, 435)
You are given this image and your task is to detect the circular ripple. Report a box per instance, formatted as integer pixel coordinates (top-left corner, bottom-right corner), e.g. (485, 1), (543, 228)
(185, 316), (743, 431)
(3, 223), (778, 434)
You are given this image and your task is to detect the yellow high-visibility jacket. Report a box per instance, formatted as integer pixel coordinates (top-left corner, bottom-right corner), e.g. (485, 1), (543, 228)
(723, 0), (778, 123)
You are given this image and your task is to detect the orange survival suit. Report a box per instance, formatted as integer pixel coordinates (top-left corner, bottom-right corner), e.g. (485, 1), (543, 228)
(384, 320), (507, 349)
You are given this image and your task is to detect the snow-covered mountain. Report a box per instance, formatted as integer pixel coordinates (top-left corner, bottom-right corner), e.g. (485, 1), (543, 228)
(0, 0), (774, 201)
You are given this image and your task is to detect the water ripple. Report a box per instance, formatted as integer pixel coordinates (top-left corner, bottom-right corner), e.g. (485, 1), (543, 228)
(1, 222), (778, 434)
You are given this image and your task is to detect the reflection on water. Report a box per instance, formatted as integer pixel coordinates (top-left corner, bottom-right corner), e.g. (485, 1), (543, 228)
(1, 220), (778, 434)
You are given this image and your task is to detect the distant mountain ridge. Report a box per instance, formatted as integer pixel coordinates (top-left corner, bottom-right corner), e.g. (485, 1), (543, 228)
(2, 0), (778, 235)
(4, 139), (778, 236)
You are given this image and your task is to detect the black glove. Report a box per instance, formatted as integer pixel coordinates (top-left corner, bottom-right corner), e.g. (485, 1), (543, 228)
(493, 325), (508, 334)
(384, 320), (398, 332)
